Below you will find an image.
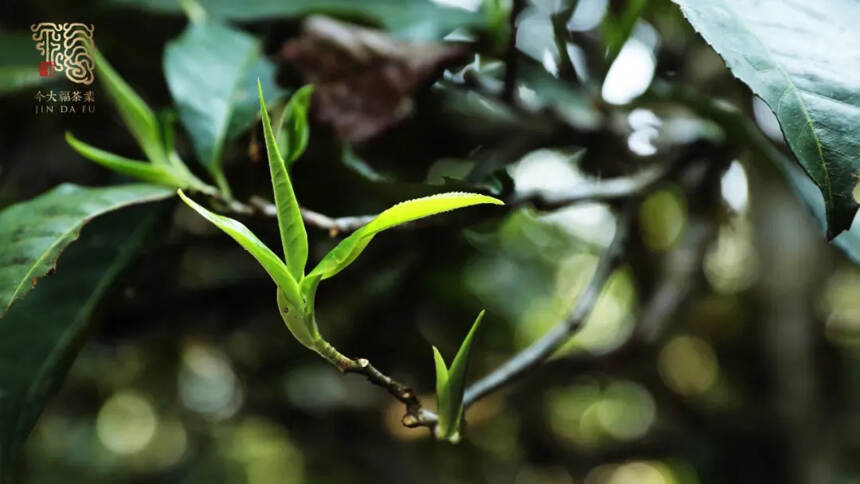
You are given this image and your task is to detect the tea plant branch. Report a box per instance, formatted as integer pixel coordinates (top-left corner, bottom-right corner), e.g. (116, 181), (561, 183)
(209, 194), (377, 236)
(462, 200), (637, 407)
(343, 358), (438, 427)
(248, 195), (376, 236)
(226, 161), (676, 235)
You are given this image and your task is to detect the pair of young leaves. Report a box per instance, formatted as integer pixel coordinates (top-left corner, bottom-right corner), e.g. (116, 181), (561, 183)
(65, 47), (214, 195)
(181, 82), (501, 441)
(64, 48), (313, 199)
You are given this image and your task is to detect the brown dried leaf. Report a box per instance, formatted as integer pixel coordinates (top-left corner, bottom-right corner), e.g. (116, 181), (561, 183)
(281, 16), (465, 142)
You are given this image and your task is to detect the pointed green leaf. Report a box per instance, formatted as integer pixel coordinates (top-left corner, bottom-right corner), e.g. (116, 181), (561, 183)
(310, 193), (504, 280)
(274, 85), (314, 165)
(0, 206), (160, 471)
(432, 346), (451, 436)
(439, 309), (485, 441)
(0, 183), (172, 318)
(258, 81), (308, 280)
(65, 132), (181, 187)
(672, 0), (860, 238)
(177, 190), (301, 305)
(92, 47), (167, 165)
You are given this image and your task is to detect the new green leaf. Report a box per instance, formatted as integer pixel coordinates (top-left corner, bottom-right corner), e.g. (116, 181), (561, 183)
(65, 132), (182, 187)
(672, 0), (860, 238)
(258, 82), (308, 280)
(0, 183), (172, 318)
(92, 47), (167, 165)
(310, 193), (504, 280)
(274, 85), (314, 164)
(177, 190), (301, 306)
(434, 310), (486, 442)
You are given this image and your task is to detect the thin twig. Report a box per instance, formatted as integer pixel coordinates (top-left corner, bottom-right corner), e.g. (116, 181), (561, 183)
(246, 196), (376, 236)
(316, 339), (437, 428)
(344, 358), (438, 428)
(463, 201), (638, 407)
(300, 208), (377, 237)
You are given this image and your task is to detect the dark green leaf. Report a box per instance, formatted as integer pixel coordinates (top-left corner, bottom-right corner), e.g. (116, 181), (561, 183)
(225, 56), (284, 141)
(0, 184), (172, 317)
(258, 82), (308, 280)
(673, 0), (860, 238)
(0, 205), (161, 471)
(164, 21), (284, 195)
(774, 147), (860, 264)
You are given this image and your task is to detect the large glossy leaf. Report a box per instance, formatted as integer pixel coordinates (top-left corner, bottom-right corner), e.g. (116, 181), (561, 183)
(176, 190), (301, 306)
(92, 48), (168, 166)
(433, 310), (485, 442)
(111, 0), (487, 40)
(164, 21), (284, 194)
(0, 206), (160, 473)
(0, 184), (172, 318)
(672, 0), (860, 238)
(258, 82), (308, 280)
(774, 146), (860, 264)
(310, 193), (504, 280)
(226, 56), (283, 142)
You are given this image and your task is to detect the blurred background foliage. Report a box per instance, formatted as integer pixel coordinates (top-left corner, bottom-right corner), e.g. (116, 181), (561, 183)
(1, 0), (859, 483)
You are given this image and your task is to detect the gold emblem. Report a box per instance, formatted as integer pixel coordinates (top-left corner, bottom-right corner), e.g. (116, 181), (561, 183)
(30, 23), (95, 85)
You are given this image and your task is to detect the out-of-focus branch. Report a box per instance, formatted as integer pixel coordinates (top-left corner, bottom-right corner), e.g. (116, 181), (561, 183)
(512, 161), (673, 209)
(463, 201), (637, 407)
(636, 217), (714, 341)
